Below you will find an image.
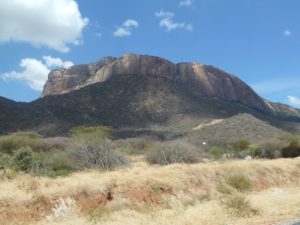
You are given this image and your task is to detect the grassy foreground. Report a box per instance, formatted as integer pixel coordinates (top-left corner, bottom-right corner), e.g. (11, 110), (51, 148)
(1, 157), (300, 225)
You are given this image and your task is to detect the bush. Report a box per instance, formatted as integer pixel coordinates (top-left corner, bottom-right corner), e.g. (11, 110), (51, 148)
(12, 146), (35, 172)
(231, 139), (251, 152)
(116, 137), (155, 155)
(48, 153), (72, 173)
(236, 150), (252, 159)
(70, 126), (112, 139)
(0, 153), (12, 168)
(69, 134), (129, 171)
(13, 131), (42, 139)
(43, 137), (69, 150)
(225, 173), (252, 192)
(146, 141), (200, 165)
(33, 150), (73, 177)
(222, 194), (258, 217)
(209, 146), (224, 159)
(279, 134), (300, 144)
(281, 141), (300, 158)
(258, 139), (288, 159)
(250, 146), (263, 158)
(0, 131), (63, 154)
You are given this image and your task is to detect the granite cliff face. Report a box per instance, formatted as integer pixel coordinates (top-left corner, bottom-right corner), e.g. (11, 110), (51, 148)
(1, 54), (299, 136)
(42, 54), (271, 113)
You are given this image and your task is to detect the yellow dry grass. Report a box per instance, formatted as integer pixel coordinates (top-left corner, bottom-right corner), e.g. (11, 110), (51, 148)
(1, 157), (300, 225)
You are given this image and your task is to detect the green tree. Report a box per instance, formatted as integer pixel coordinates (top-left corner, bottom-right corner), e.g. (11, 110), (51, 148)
(12, 146), (34, 172)
(209, 146), (224, 159)
(232, 140), (251, 151)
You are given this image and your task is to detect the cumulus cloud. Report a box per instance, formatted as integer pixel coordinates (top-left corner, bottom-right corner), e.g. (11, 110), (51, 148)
(1, 56), (73, 91)
(155, 10), (193, 32)
(283, 30), (292, 37)
(113, 19), (139, 37)
(0, 0), (89, 52)
(43, 56), (73, 68)
(288, 96), (300, 106)
(179, 0), (193, 7)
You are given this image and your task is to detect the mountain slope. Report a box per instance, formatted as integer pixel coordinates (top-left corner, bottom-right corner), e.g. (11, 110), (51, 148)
(183, 113), (287, 147)
(0, 54), (299, 136)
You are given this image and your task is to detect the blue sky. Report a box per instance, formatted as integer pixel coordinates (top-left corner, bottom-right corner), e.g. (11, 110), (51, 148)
(0, 0), (300, 107)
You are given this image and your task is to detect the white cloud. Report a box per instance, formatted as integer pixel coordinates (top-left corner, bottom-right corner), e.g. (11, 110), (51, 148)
(123, 20), (139, 28)
(113, 19), (139, 37)
(0, 0), (89, 52)
(288, 96), (300, 106)
(155, 10), (193, 32)
(43, 56), (73, 68)
(114, 27), (131, 37)
(179, 0), (193, 6)
(0, 56), (73, 91)
(155, 11), (174, 18)
(283, 30), (292, 37)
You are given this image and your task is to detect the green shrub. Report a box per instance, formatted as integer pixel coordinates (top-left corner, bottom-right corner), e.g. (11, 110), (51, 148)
(32, 150), (73, 177)
(231, 139), (251, 152)
(250, 146), (263, 158)
(0, 153), (12, 168)
(12, 146), (35, 172)
(0, 136), (18, 154)
(146, 141), (200, 165)
(0, 132), (71, 176)
(13, 131), (42, 139)
(209, 146), (224, 159)
(0, 131), (63, 154)
(47, 152), (73, 177)
(225, 173), (252, 192)
(70, 126), (112, 139)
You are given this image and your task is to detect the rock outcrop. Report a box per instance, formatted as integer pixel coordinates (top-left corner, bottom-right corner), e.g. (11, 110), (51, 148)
(42, 54), (271, 113)
(1, 54), (299, 136)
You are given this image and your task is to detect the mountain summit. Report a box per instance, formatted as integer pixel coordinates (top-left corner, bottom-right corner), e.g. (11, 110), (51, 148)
(43, 54), (271, 112)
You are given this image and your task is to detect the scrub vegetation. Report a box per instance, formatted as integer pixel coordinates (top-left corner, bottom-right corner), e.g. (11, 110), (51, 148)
(0, 126), (300, 225)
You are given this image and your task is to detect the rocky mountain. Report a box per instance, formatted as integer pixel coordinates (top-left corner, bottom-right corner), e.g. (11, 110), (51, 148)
(43, 54), (272, 112)
(0, 54), (300, 137)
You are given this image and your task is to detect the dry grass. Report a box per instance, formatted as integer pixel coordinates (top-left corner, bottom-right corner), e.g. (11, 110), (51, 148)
(1, 157), (300, 225)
